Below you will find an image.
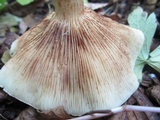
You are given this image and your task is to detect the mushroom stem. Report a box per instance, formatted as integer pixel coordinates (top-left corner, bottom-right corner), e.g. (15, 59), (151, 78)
(53, 0), (84, 20)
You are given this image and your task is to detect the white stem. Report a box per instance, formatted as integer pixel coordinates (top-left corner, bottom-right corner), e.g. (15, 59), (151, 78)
(69, 113), (111, 120)
(69, 105), (160, 120)
(123, 105), (160, 113)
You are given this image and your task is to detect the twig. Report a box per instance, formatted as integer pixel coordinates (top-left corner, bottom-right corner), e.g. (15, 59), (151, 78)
(69, 105), (160, 120)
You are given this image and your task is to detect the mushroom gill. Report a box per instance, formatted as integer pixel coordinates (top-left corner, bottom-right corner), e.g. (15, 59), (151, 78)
(0, 0), (144, 116)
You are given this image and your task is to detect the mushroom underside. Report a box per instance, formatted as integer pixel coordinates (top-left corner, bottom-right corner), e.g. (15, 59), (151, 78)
(0, 9), (144, 116)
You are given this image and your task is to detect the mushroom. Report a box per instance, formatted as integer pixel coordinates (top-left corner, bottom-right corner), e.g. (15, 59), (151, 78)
(0, 0), (144, 116)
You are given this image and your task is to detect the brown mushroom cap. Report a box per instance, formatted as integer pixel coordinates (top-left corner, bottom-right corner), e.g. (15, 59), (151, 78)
(0, 0), (144, 116)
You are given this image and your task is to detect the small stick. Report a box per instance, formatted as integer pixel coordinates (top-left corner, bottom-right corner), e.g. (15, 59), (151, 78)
(69, 105), (160, 120)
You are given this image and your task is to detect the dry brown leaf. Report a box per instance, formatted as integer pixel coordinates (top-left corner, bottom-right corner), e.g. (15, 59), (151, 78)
(0, 89), (7, 102)
(3, 29), (19, 48)
(133, 111), (148, 120)
(106, 112), (127, 120)
(7, 0), (45, 17)
(127, 111), (137, 120)
(39, 106), (72, 120)
(15, 107), (72, 120)
(141, 72), (153, 87)
(127, 96), (137, 105)
(15, 107), (43, 120)
(23, 14), (44, 28)
(133, 90), (160, 120)
(146, 85), (160, 105)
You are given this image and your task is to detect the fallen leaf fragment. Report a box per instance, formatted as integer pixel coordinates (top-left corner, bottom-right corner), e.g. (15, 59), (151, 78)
(0, 89), (7, 102)
(85, 3), (108, 10)
(146, 85), (160, 105)
(133, 90), (160, 120)
(0, 28), (18, 64)
(15, 107), (43, 120)
(3, 29), (19, 48)
(15, 107), (72, 120)
(1, 48), (11, 64)
(133, 111), (148, 120)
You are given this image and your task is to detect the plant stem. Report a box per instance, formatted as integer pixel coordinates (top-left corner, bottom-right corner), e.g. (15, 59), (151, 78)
(53, 0), (84, 20)
(69, 105), (160, 120)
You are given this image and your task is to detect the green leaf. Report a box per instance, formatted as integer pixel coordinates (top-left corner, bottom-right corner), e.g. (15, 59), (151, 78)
(0, 0), (7, 11)
(84, 0), (88, 4)
(128, 7), (157, 81)
(0, 13), (21, 26)
(1, 48), (11, 64)
(147, 46), (160, 72)
(16, 0), (34, 6)
(128, 7), (157, 60)
(134, 58), (146, 81)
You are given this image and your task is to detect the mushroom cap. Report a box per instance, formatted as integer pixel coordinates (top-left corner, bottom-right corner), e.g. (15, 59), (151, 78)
(0, 8), (144, 116)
